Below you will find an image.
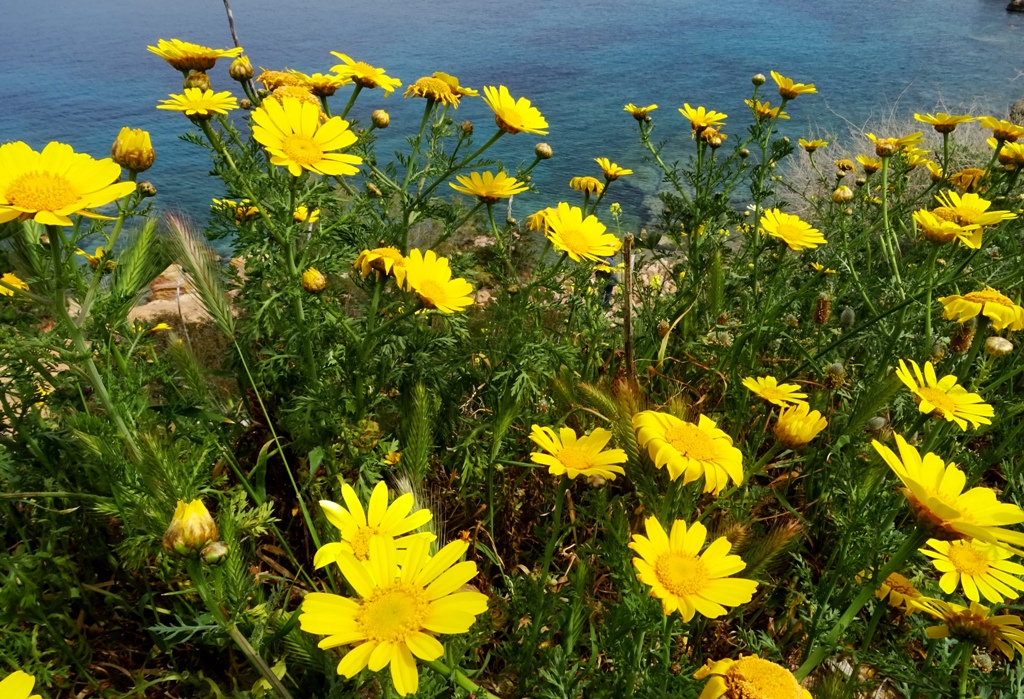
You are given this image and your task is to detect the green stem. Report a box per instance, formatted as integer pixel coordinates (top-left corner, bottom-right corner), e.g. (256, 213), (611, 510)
(338, 84), (363, 121)
(0, 491), (111, 502)
(880, 156), (905, 297)
(924, 245), (939, 354)
(410, 129), (505, 212)
(957, 642), (973, 699)
(403, 98), (436, 192)
(525, 477), (570, 658)
(423, 659), (502, 699)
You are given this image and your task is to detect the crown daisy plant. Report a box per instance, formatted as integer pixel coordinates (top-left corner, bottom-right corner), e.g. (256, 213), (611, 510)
(770, 71), (817, 100)
(939, 288), (1024, 331)
(798, 138), (828, 153)
(678, 104), (727, 133)
(251, 97), (362, 177)
(482, 86), (548, 136)
(568, 176), (604, 196)
(594, 157), (632, 181)
(632, 411), (743, 495)
(432, 72), (478, 98)
(157, 88), (238, 121)
(895, 359), (994, 430)
(912, 597), (1024, 660)
(694, 656), (810, 699)
(0, 273), (29, 296)
(624, 103), (658, 121)
(774, 403), (827, 450)
(329, 52), (401, 93)
(920, 538), (1024, 603)
(741, 376), (808, 407)
(855, 570), (922, 612)
(759, 209), (827, 251)
(449, 171), (529, 204)
(147, 38), (243, 73)
(543, 202), (621, 263)
(354, 247), (407, 286)
(528, 425), (627, 481)
(0, 671), (42, 699)
(402, 249), (474, 314)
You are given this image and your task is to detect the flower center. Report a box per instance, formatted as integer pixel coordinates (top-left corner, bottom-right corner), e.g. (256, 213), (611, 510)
(555, 224), (593, 255)
(281, 134), (324, 167)
(947, 542), (990, 576)
(654, 552), (708, 597)
(774, 223), (803, 243)
(349, 525), (383, 560)
(964, 290), (1012, 308)
(556, 446), (594, 473)
(494, 113), (522, 135)
(416, 279), (447, 308)
(663, 423), (719, 462)
(758, 386), (786, 402)
(916, 386), (957, 416)
(5, 171), (80, 212)
(726, 656), (805, 699)
(357, 584), (430, 644)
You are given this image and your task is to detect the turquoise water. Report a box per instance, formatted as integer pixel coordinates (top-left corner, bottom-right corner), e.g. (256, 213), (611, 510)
(2, 0), (1023, 241)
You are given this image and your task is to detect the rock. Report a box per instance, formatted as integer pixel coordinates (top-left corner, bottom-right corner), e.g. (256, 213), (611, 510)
(474, 288), (493, 305)
(150, 264), (190, 301)
(1011, 98), (1024, 126)
(128, 294), (212, 324)
(1009, 0), (1024, 12)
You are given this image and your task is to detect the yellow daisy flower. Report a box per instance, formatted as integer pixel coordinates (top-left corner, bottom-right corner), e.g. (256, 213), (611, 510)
(774, 403), (827, 450)
(988, 138), (1024, 169)
(257, 69), (304, 90)
(449, 171), (529, 204)
(300, 536), (488, 696)
(914, 112), (974, 134)
(629, 516), (758, 620)
(933, 191), (1016, 228)
(314, 481), (434, 568)
(384, 451), (402, 466)
(293, 205), (320, 223)
(864, 571), (921, 612)
(678, 104), (727, 133)
(939, 288), (1024, 331)
(871, 435), (1024, 550)
(329, 52), (401, 93)
(525, 207), (555, 232)
(912, 209), (981, 248)
(903, 147), (931, 169)
(212, 198), (259, 224)
(798, 138), (828, 153)
(949, 167), (986, 193)
(267, 85), (327, 118)
(856, 154), (882, 174)
(694, 656), (810, 699)
(404, 76), (459, 107)
(569, 176), (604, 195)
(76, 246), (114, 271)
(157, 88), (238, 120)
(528, 425), (627, 481)
(895, 359), (993, 431)
(544, 202), (621, 262)
(632, 411), (743, 495)
(978, 116), (1024, 143)
(354, 247), (406, 286)
(912, 597), (1024, 660)
(147, 38), (242, 72)
(302, 267), (327, 293)
(482, 86), (548, 135)
(624, 103), (658, 121)
(432, 72), (478, 98)
(251, 97), (361, 177)
(0, 671), (42, 699)
(741, 376), (807, 407)
(0, 141), (136, 226)
(925, 160), (944, 182)
(866, 131), (923, 157)
(835, 158), (855, 172)
(111, 127), (155, 172)
(594, 157), (633, 181)
(745, 98), (789, 121)
(291, 70), (350, 97)
(759, 209), (826, 251)
(810, 262), (836, 274)
(403, 249), (474, 314)
(921, 538), (1024, 604)
(770, 71), (817, 100)
(0, 273), (28, 296)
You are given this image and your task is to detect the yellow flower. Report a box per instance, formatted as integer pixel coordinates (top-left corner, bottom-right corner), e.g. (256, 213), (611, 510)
(921, 538), (1024, 603)
(860, 571), (921, 612)
(314, 481), (434, 568)
(0, 142), (136, 226)
(162, 499), (219, 557)
(988, 138), (1024, 169)
(147, 38), (243, 72)
(774, 403), (827, 450)
(294, 205), (320, 223)
(912, 209), (981, 248)
(594, 157), (632, 181)
(404, 76), (459, 107)
(291, 70), (350, 97)
(741, 376), (807, 407)
(866, 131), (924, 157)
(624, 103), (658, 121)
(629, 516), (758, 620)
(856, 154), (882, 174)
(529, 425), (627, 480)
(544, 202), (621, 262)
(693, 655), (810, 699)
(111, 127), (155, 172)
(835, 158), (855, 172)
(978, 116), (1024, 143)
(759, 209), (826, 251)
(384, 451), (402, 466)
(482, 86), (548, 135)
(915, 112), (974, 134)
(912, 597), (1024, 660)
(257, 69), (304, 90)
(895, 359), (993, 431)
(449, 171), (529, 204)
(0, 671), (42, 699)
(149, 322), (172, 332)
(933, 191), (1016, 228)
(251, 97), (361, 177)
(810, 262), (836, 274)
(300, 536), (488, 696)
(0, 273), (29, 296)
(925, 160), (944, 182)
(354, 247), (406, 286)
(569, 176), (604, 195)
(329, 52), (401, 93)
(525, 207), (555, 232)
(939, 288), (1024, 331)
(432, 72), (478, 98)
(403, 249), (474, 314)
(157, 88), (238, 120)
(212, 198), (259, 224)
(798, 138), (828, 153)
(949, 168), (985, 193)
(678, 104), (727, 133)
(302, 267), (327, 293)
(770, 70), (817, 100)
(632, 411), (743, 495)
(871, 435), (1024, 550)
(903, 147), (931, 169)
(745, 98), (789, 121)
(267, 85), (326, 118)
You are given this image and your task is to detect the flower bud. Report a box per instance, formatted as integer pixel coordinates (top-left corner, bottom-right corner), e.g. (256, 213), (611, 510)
(229, 56), (254, 82)
(823, 361), (845, 389)
(302, 267), (327, 293)
(840, 306), (855, 328)
(372, 109), (390, 129)
(866, 416), (889, 437)
(535, 142), (553, 160)
(136, 181), (157, 198)
(985, 336), (1013, 357)
(201, 540), (230, 566)
(111, 127), (156, 172)
(813, 292), (831, 326)
(657, 320), (670, 338)
(240, 98), (253, 110)
(163, 499), (219, 558)
(366, 182), (383, 198)
(739, 148), (750, 159)
(183, 71), (211, 92)
(831, 185), (853, 203)
(950, 317), (977, 354)
(752, 73), (766, 86)
(461, 120), (474, 135)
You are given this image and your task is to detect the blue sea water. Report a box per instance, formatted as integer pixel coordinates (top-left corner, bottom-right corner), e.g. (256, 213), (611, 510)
(2, 0), (1023, 249)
